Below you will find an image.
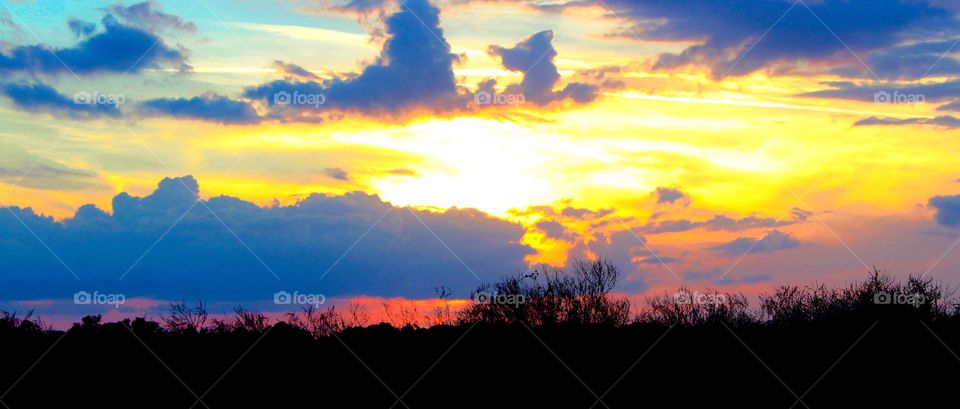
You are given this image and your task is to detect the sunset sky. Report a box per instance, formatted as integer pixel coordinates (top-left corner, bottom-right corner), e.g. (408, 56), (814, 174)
(1, 0), (959, 321)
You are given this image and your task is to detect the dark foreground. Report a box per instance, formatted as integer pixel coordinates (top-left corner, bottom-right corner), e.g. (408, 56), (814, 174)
(2, 262), (959, 408)
(1, 319), (957, 408)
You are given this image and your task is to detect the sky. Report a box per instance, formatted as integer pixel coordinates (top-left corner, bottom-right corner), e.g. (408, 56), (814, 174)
(1, 0), (960, 323)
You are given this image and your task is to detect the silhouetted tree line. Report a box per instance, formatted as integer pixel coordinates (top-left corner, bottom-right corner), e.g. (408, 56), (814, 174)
(2, 259), (956, 337)
(2, 259), (959, 408)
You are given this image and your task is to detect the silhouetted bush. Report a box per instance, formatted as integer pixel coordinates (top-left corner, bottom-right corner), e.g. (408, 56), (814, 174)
(458, 258), (631, 326)
(642, 288), (753, 327)
(0, 310), (46, 334)
(760, 269), (951, 325)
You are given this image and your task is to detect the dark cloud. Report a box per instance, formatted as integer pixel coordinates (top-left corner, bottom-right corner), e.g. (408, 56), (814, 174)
(640, 213), (791, 234)
(853, 115), (960, 129)
(273, 60), (319, 80)
(535, 219), (568, 240)
(929, 195), (960, 227)
(244, 0), (461, 118)
(653, 186), (688, 205)
(592, 0), (954, 78)
(848, 40), (960, 80)
(709, 230), (801, 255)
(487, 30), (597, 105)
(67, 18), (97, 38)
(107, 1), (197, 33)
(0, 82), (122, 119)
(936, 100), (960, 112)
(801, 80), (960, 103)
(569, 229), (648, 292)
(791, 207), (814, 221)
(139, 94), (262, 125)
(323, 167), (350, 181)
(0, 14), (189, 76)
(0, 176), (534, 301)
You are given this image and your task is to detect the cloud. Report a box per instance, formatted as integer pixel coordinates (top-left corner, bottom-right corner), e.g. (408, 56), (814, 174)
(570, 229), (649, 292)
(937, 100), (960, 112)
(243, 0), (462, 118)
(535, 219), (568, 240)
(139, 94), (262, 125)
(640, 213), (793, 234)
(591, 0), (954, 78)
(0, 143), (99, 190)
(0, 14), (190, 76)
(67, 18), (97, 38)
(273, 60), (320, 80)
(709, 230), (801, 255)
(853, 115), (960, 129)
(929, 195), (960, 227)
(802, 80), (960, 103)
(0, 82), (122, 119)
(323, 167), (350, 181)
(331, 0), (392, 14)
(107, 0), (197, 33)
(653, 186), (688, 205)
(487, 30), (597, 105)
(0, 176), (533, 301)
(847, 40), (960, 80)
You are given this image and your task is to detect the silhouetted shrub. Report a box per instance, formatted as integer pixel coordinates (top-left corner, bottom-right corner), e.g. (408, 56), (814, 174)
(642, 288), (753, 327)
(459, 258), (631, 326)
(0, 310), (46, 334)
(161, 300), (208, 333)
(760, 268), (951, 325)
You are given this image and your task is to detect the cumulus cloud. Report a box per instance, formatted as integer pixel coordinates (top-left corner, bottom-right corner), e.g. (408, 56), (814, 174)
(709, 230), (801, 255)
(0, 82), (122, 119)
(487, 30), (597, 105)
(0, 14), (190, 76)
(930, 195), (960, 227)
(139, 94), (262, 125)
(0, 176), (533, 301)
(243, 0), (461, 119)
